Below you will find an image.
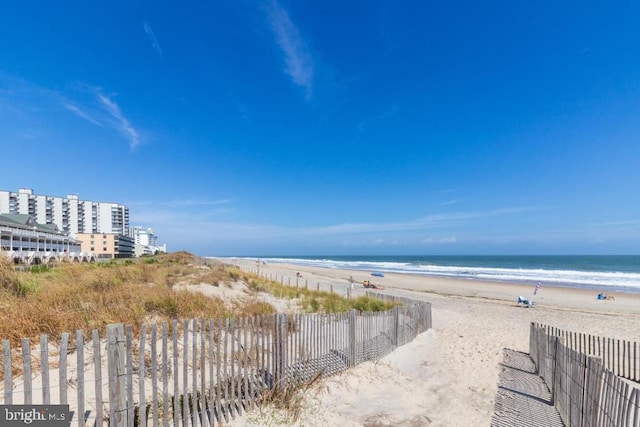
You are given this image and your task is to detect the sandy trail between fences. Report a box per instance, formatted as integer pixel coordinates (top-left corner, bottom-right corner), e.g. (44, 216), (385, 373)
(3, 259), (639, 427)
(227, 259), (640, 427)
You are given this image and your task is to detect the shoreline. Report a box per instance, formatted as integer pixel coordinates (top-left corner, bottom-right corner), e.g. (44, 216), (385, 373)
(228, 258), (640, 321)
(216, 255), (640, 294)
(224, 258), (640, 426)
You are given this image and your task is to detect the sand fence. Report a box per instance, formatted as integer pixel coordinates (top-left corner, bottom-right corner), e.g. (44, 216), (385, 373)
(1, 299), (432, 426)
(530, 323), (640, 426)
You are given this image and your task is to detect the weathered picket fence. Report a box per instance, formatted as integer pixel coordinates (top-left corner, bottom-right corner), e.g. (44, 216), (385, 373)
(531, 323), (640, 383)
(530, 323), (640, 427)
(1, 300), (431, 426)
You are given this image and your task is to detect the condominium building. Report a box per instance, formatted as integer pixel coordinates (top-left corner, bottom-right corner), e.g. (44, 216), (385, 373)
(132, 226), (158, 246)
(0, 213), (92, 264)
(77, 233), (135, 259)
(130, 226), (168, 257)
(0, 188), (129, 237)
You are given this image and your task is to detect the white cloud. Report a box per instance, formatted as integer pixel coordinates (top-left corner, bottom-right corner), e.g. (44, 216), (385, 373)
(165, 198), (234, 209)
(267, 1), (314, 100)
(95, 91), (141, 149)
(421, 236), (457, 244)
(130, 202), (540, 252)
(0, 73), (142, 150)
(61, 101), (103, 126)
(143, 20), (163, 56)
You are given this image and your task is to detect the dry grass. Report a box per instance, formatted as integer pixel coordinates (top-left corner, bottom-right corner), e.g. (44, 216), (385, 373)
(0, 252), (256, 347)
(257, 372), (325, 424)
(245, 277), (396, 314)
(0, 251), (394, 384)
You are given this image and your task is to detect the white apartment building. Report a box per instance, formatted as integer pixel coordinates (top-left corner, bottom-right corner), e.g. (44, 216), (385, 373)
(132, 226), (158, 246)
(130, 226), (167, 256)
(0, 188), (129, 237)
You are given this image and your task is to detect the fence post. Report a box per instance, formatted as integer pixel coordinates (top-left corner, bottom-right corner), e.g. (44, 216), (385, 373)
(3, 340), (12, 404)
(349, 309), (357, 367)
(529, 323), (537, 367)
(584, 356), (604, 427)
(107, 323), (128, 427)
(274, 314), (288, 390)
(393, 306), (400, 347)
(551, 335), (564, 406)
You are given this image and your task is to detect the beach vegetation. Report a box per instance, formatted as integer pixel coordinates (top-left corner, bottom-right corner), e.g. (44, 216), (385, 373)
(0, 253), (252, 346)
(254, 372), (324, 425)
(0, 252), (395, 348)
(243, 276), (396, 314)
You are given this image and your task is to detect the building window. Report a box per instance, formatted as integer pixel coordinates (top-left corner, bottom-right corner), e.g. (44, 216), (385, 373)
(90, 247), (94, 251)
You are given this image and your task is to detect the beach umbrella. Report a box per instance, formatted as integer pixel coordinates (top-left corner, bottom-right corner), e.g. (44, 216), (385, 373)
(368, 272), (385, 290)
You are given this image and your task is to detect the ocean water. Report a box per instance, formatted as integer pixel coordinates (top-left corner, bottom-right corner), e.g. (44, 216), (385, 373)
(221, 255), (640, 293)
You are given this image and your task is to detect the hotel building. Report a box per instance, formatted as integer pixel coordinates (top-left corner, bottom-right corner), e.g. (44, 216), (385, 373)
(1, 188), (133, 262)
(0, 188), (129, 237)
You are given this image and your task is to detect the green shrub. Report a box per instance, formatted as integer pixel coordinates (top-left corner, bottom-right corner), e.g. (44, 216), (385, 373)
(30, 265), (51, 273)
(352, 296), (392, 312)
(14, 278), (41, 297)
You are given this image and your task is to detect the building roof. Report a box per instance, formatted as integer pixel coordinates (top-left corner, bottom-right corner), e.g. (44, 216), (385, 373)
(0, 213), (63, 234)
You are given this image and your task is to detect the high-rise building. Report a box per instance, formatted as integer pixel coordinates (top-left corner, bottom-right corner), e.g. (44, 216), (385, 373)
(131, 226), (158, 246)
(130, 226), (167, 256)
(0, 188), (129, 237)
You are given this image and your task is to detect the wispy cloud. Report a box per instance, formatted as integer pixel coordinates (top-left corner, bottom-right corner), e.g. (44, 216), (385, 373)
(357, 104), (399, 133)
(421, 236), (457, 245)
(128, 198), (234, 209)
(294, 207), (539, 237)
(143, 20), (163, 57)
(164, 198), (234, 209)
(266, 1), (314, 100)
(131, 203), (541, 253)
(0, 73), (142, 150)
(94, 90), (141, 150)
(61, 101), (103, 126)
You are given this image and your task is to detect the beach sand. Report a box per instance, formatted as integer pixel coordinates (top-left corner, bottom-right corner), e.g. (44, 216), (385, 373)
(227, 259), (640, 427)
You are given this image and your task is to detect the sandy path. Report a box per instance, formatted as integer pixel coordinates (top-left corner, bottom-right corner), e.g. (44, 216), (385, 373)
(226, 259), (640, 426)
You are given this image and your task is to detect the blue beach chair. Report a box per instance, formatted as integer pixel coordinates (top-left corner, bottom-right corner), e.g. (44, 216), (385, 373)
(517, 296), (536, 307)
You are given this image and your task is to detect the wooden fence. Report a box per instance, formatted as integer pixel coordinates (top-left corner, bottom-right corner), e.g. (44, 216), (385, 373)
(530, 323), (640, 382)
(530, 323), (640, 427)
(1, 300), (432, 426)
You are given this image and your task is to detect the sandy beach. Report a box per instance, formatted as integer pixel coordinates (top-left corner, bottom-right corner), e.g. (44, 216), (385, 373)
(226, 259), (640, 426)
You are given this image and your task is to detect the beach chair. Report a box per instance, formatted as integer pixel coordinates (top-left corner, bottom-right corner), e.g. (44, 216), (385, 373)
(517, 296), (536, 307)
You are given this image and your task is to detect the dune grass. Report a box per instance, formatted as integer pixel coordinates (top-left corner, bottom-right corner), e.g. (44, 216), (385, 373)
(0, 251), (399, 409)
(0, 252), (394, 348)
(246, 276), (395, 314)
(0, 252), (249, 346)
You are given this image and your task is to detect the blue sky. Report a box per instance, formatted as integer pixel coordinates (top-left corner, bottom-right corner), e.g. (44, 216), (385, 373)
(1, 1), (639, 256)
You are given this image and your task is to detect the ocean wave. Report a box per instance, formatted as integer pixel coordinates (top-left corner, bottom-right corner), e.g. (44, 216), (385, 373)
(218, 256), (640, 292)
